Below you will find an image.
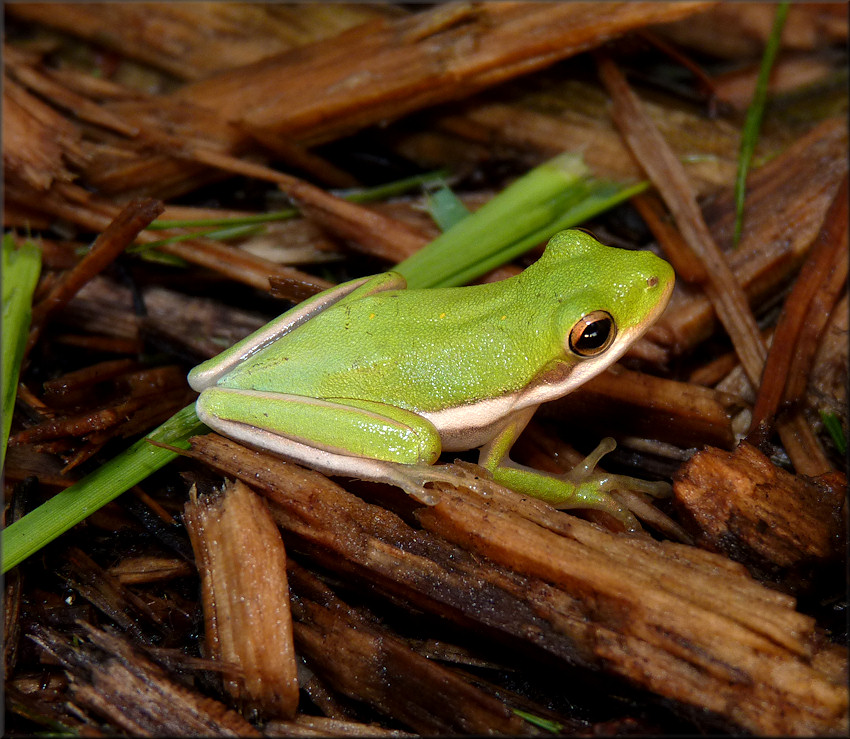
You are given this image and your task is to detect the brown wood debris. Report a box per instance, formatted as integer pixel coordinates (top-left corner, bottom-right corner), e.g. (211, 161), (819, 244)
(658, 116), (849, 354)
(186, 433), (848, 736)
(600, 54), (767, 387)
(26, 198), (163, 355)
(674, 443), (846, 594)
(558, 365), (741, 450)
(175, 3), (713, 144)
(29, 622), (262, 736)
(184, 480), (300, 720)
(749, 175), (848, 468)
(6, 3), (401, 82)
(287, 562), (533, 735)
(3, 3), (712, 201)
(2, 66), (87, 191)
(5, 3), (847, 735)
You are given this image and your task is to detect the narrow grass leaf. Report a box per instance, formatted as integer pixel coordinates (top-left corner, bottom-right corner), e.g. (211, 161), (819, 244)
(733, 0), (790, 246)
(2, 235), (41, 470)
(2, 404), (205, 573)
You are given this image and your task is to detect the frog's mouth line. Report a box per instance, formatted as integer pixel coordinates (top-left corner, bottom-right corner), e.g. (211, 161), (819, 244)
(424, 266), (675, 450)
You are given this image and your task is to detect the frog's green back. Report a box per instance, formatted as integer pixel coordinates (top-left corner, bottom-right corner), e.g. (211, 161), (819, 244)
(218, 230), (673, 413)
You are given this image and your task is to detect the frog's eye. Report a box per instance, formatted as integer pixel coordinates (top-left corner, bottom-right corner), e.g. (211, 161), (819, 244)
(568, 310), (616, 357)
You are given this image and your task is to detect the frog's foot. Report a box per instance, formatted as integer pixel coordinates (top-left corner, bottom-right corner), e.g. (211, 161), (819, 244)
(559, 437), (686, 537)
(381, 461), (502, 506)
(566, 437), (672, 499)
(489, 438), (672, 533)
(491, 463), (642, 532)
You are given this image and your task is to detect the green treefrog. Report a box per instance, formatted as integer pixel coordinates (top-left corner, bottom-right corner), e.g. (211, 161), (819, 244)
(189, 230), (674, 530)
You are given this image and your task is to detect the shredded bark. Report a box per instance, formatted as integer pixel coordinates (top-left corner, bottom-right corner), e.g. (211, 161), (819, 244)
(185, 433), (847, 736)
(598, 55), (768, 386)
(175, 3), (713, 145)
(749, 175), (848, 447)
(6, 3), (402, 82)
(184, 480), (299, 719)
(29, 623), (262, 736)
(558, 366), (740, 450)
(26, 198), (163, 355)
(2, 74), (85, 191)
(287, 562), (532, 735)
(659, 117), (848, 353)
(674, 443), (846, 593)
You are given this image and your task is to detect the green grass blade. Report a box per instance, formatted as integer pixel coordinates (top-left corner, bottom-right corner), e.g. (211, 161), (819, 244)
(2, 404), (205, 573)
(416, 178), (647, 289)
(733, 0), (790, 246)
(513, 710), (564, 733)
(2, 235), (42, 471)
(149, 169), (450, 230)
(820, 411), (847, 456)
(426, 185), (472, 231)
(396, 153), (593, 288)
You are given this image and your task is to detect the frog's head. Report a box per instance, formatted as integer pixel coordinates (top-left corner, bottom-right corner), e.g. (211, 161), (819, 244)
(533, 229), (675, 393)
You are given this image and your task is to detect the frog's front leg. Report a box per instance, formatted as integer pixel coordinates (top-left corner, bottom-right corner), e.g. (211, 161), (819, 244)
(478, 407), (666, 532)
(195, 387), (447, 504)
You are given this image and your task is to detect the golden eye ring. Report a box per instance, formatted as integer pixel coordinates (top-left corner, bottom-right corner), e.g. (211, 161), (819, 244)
(568, 310), (616, 357)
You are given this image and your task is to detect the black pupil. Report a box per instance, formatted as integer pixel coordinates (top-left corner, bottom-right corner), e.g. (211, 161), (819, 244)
(577, 318), (611, 350)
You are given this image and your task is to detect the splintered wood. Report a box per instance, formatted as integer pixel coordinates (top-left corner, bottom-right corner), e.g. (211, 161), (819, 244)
(29, 623), (262, 736)
(4, 2), (848, 736)
(188, 434), (848, 737)
(184, 480), (299, 719)
(675, 443), (846, 590)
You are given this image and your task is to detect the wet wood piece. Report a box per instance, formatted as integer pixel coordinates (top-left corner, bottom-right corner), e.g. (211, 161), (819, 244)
(187, 434), (848, 735)
(674, 442), (846, 593)
(13, 366), (188, 443)
(59, 548), (166, 644)
(183, 480), (299, 719)
(555, 365), (739, 450)
(287, 562), (531, 735)
(29, 622), (262, 736)
(7, 3), (404, 82)
(41, 358), (140, 407)
(26, 198), (164, 356)
(175, 2), (713, 145)
(659, 116), (849, 353)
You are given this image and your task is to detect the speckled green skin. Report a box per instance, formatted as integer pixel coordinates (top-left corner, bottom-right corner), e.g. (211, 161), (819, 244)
(188, 229), (674, 526)
(211, 230), (673, 413)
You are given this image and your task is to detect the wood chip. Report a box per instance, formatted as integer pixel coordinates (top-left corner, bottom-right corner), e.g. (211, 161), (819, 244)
(187, 433), (848, 735)
(30, 622), (262, 736)
(674, 442), (846, 593)
(26, 198), (164, 355)
(287, 562), (529, 735)
(184, 480), (299, 719)
(658, 117), (848, 353)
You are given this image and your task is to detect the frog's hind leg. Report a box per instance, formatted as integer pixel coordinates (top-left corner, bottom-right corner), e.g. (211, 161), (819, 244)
(189, 271), (405, 391)
(195, 387), (444, 504)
